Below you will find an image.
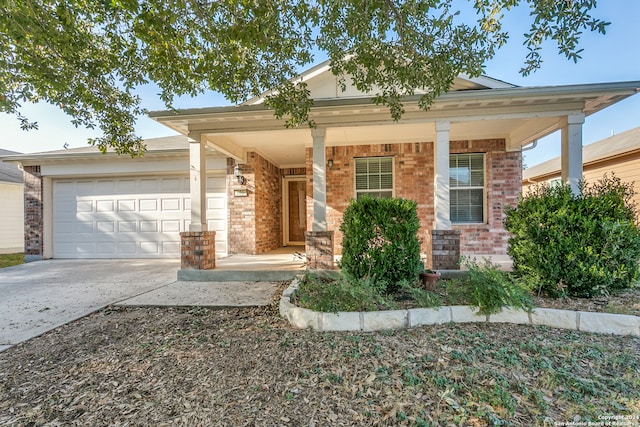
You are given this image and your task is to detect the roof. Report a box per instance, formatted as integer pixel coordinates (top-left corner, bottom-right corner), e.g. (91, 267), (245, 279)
(523, 126), (640, 181)
(241, 58), (518, 106)
(0, 135), (188, 163)
(0, 149), (23, 184)
(149, 80), (640, 167)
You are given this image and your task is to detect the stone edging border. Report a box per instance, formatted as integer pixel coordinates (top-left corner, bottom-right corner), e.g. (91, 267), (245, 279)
(279, 277), (640, 336)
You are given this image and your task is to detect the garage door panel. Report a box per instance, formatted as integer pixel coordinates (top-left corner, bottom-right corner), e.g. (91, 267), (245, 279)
(97, 180), (117, 194)
(163, 241), (181, 254)
(96, 200), (115, 212)
(118, 241), (137, 254)
(161, 198), (181, 211)
(53, 175), (227, 258)
(207, 219), (225, 231)
(160, 178), (182, 192)
(117, 200), (136, 211)
(162, 220), (181, 232)
(96, 221), (115, 233)
(74, 222), (94, 233)
(75, 201), (93, 212)
(97, 242), (116, 254)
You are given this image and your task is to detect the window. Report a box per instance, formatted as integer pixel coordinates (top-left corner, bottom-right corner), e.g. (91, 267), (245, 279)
(450, 153), (485, 223)
(355, 157), (393, 199)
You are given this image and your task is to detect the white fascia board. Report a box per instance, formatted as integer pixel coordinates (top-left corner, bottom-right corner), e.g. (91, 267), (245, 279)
(40, 156), (227, 177)
(150, 81), (640, 134)
(457, 73), (517, 89)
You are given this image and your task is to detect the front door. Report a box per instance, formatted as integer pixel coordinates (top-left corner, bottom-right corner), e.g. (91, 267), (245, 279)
(284, 178), (306, 245)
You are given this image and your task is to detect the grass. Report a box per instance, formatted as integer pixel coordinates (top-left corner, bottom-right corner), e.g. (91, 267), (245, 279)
(0, 252), (23, 268)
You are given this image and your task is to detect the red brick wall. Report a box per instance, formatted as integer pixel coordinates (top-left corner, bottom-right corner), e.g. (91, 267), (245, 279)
(452, 142), (522, 255)
(307, 143), (435, 254)
(227, 157), (256, 254)
(23, 166), (43, 258)
(254, 153), (282, 253)
(227, 152), (282, 255)
(306, 139), (521, 256)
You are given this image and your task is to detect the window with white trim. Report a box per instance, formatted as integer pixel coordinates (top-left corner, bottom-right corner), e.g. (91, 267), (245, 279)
(355, 157), (393, 199)
(449, 153), (485, 223)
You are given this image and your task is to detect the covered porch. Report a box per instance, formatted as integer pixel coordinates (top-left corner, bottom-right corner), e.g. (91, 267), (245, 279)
(178, 246), (306, 281)
(149, 76), (640, 273)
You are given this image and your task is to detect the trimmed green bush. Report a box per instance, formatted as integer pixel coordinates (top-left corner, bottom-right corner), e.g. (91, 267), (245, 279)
(504, 174), (640, 298)
(339, 196), (422, 293)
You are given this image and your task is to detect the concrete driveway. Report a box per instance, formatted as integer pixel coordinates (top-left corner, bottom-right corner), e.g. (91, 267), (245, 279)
(0, 259), (179, 352)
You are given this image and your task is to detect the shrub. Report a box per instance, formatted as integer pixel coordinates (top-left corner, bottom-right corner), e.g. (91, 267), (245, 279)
(446, 258), (533, 315)
(293, 271), (392, 312)
(504, 174), (640, 298)
(398, 281), (442, 308)
(339, 196), (422, 293)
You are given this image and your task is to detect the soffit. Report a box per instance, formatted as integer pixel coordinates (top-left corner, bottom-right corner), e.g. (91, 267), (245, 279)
(149, 81), (640, 168)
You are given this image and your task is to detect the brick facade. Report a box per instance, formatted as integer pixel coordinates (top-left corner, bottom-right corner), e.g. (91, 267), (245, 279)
(305, 230), (335, 270)
(306, 139), (521, 257)
(19, 140), (519, 263)
(428, 230), (461, 270)
(180, 231), (216, 270)
(227, 152), (283, 255)
(451, 143), (522, 256)
(23, 166), (43, 259)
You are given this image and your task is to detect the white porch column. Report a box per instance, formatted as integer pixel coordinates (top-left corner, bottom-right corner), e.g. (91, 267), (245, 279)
(561, 113), (585, 195)
(311, 127), (327, 231)
(434, 120), (452, 230)
(188, 132), (207, 231)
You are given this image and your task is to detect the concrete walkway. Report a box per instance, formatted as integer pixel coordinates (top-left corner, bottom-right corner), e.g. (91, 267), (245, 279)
(0, 256), (292, 353)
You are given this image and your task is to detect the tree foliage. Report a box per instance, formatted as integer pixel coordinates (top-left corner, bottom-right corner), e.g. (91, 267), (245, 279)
(1, 0), (608, 155)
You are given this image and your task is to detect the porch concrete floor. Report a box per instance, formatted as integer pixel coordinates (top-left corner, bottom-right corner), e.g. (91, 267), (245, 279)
(178, 246), (307, 281)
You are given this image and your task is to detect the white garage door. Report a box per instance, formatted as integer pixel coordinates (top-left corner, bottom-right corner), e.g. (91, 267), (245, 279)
(53, 175), (227, 258)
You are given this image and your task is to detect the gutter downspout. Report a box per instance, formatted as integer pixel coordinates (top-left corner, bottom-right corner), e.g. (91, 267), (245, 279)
(521, 140), (538, 151)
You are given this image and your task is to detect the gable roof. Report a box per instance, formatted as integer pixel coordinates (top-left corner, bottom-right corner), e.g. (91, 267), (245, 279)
(0, 149), (23, 184)
(242, 58), (517, 106)
(523, 126), (640, 181)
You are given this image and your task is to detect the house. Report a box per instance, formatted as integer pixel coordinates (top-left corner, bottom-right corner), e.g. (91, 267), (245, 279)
(3, 61), (639, 270)
(522, 127), (640, 213)
(0, 149), (24, 254)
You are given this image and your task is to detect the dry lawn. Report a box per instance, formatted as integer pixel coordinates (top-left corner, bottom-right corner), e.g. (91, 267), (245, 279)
(1, 286), (639, 426)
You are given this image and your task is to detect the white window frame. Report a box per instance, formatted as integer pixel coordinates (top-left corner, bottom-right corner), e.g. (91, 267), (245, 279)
(354, 156), (394, 199)
(449, 153), (486, 224)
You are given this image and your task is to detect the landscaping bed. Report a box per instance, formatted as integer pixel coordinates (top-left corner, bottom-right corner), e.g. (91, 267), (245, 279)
(1, 283), (639, 426)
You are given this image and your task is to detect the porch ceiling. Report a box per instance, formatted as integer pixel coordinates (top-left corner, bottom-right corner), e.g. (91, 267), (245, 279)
(201, 117), (558, 168)
(150, 81), (640, 169)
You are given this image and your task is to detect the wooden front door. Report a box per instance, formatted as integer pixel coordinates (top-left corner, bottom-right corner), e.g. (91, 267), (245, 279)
(286, 179), (306, 245)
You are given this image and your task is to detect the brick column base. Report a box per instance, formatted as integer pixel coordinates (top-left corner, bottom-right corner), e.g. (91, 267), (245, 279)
(180, 231), (216, 270)
(305, 231), (335, 270)
(429, 230), (460, 270)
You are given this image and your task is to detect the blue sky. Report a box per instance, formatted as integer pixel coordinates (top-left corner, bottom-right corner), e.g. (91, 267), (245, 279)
(1, 2), (639, 168)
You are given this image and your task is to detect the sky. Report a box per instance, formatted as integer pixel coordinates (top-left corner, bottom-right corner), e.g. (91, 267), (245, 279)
(1, 2), (639, 168)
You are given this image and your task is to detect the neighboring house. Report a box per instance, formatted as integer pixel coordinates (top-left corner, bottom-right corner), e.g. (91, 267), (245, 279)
(0, 149), (24, 254)
(522, 126), (640, 210)
(2, 60), (639, 269)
